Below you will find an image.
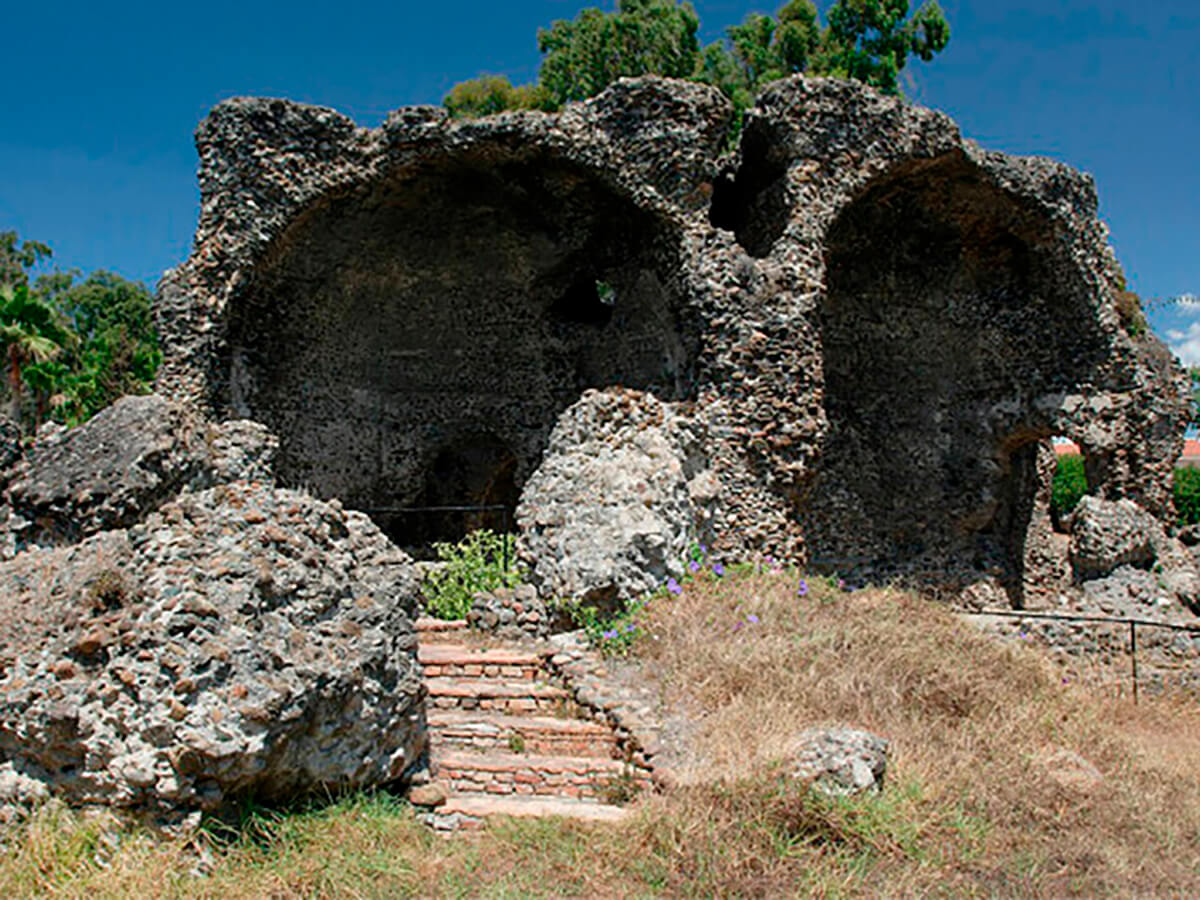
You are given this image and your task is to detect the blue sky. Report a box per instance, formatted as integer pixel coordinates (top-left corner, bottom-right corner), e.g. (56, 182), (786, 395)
(2, 1), (1196, 355)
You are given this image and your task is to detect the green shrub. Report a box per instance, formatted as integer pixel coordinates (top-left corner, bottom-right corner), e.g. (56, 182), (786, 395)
(443, 75), (553, 118)
(1050, 454), (1088, 523)
(560, 597), (647, 657)
(1175, 467), (1200, 526)
(421, 529), (524, 620)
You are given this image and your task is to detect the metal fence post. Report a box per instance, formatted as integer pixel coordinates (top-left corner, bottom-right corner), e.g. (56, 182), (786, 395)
(502, 506), (511, 574)
(1130, 620), (1139, 705)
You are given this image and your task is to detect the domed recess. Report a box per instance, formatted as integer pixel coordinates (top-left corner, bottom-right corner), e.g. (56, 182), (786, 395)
(803, 151), (1108, 596)
(221, 149), (698, 549)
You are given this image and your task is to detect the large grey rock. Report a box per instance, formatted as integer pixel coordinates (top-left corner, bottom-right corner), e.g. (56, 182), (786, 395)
(2, 395), (280, 552)
(1069, 496), (1200, 613)
(0, 482), (423, 815)
(4, 395), (205, 545)
(517, 388), (717, 609)
(789, 727), (890, 797)
(1069, 496), (1164, 581)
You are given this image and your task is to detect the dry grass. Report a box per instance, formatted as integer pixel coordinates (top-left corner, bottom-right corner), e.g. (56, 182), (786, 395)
(2, 570), (1199, 897)
(636, 569), (1200, 895)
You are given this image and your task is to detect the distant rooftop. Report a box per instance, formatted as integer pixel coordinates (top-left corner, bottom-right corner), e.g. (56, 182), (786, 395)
(1055, 438), (1200, 468)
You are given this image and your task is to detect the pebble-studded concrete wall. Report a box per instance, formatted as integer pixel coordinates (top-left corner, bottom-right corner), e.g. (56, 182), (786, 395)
(156, 76), (1190, 604)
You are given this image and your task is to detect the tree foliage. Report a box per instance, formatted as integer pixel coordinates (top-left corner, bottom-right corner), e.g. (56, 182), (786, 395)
(823, 0), (950, 94)
(0, 283), (68, 426)
(444, 75), (553, 118)
(0, 232), (160, 432)
(444, 0), (950, 119)
(35, 270), (161, 426)
(537, 0), (701, 107)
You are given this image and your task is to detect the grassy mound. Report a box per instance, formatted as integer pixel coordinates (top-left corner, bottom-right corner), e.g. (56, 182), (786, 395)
(4, 572), (1199, 897)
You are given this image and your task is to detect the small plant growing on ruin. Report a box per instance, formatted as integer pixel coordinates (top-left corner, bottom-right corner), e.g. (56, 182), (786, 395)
(507, 732), (527, 754)
(85, 569), (133, 612)
(562, 596), (647, 657)
(421, 529), (525, 620)
(598, 768), (642, 805)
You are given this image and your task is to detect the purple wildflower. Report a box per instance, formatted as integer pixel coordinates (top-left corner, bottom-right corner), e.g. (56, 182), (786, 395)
(688, 560), (701, 573)
(603, 629), (618, 640)
(624, 623), (637, 633)
(667, 577), (683, 595)
(797, 579), (809, 597)
(698, 543), (708, 555)
(747, 614), (760, 624)
(712, 562), (726, 577)
(732, 621), (743, 632)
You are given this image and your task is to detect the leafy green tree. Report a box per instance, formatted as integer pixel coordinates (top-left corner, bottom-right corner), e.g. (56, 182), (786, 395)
(0, 231), (52, 290)
(775, 0), (823, 73)
(0, 232), (161, 431)
(537, 0), (701, 107)
(823, 0), (950, 94)
(35, 270), (161, 426)
(695, 0), (948, 123)
(446, 0), (949, 120)
(0, 282), (69, 425)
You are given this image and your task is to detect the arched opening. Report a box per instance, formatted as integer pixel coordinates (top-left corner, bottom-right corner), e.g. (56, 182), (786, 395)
(803, 152), (1107, 595)
(709, 117), (790, 258)
(221, 149), (697, 553)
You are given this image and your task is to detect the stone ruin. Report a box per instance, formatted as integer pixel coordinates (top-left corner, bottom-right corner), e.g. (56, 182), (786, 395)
(158, 74), (1192, 609)
(0, 75), (1193, 818)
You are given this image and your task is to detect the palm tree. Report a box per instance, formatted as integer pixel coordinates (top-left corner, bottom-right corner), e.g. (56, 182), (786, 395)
(0, 283), (69, 429)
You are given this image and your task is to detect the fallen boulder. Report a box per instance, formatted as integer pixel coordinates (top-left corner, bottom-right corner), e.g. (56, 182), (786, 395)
(517, 388), (717, 610)
(1069, 496), (1164, 581)
(0, 481), (424, 816)
(3, 394), (206, 546)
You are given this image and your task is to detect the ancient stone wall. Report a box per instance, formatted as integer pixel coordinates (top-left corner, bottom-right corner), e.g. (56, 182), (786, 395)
(157, 75), (1191, 608)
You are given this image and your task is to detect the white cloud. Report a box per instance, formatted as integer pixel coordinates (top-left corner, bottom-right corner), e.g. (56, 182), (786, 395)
(1168, 321), (1200, 367)
(1176, 293), (1200, 308)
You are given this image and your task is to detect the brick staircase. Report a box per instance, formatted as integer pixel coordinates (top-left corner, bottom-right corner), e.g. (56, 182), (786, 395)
(412, 618), (652, 830)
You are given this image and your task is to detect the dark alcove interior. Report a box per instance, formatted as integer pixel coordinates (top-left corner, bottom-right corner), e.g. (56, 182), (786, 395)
(222, 150), (697, 553)
(803, 152), (1107, 598)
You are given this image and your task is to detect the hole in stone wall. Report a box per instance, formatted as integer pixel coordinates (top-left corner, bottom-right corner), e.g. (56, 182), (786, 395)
(1048, 441), (1089, 533)
(802, 152), (1106, 592)
(550, 274), (615, 326)
(222, 150), (697, 555)
(709, 120), (790, 258)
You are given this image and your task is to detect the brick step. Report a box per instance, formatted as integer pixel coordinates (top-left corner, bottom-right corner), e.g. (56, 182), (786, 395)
(434, 793), (628, 829)
(428, 710), (618, 758)
(435, 750), (648, 801)
(425, 677), (572, 714)
(419, 644), (546, 680)
(415, 617), (470, 640)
